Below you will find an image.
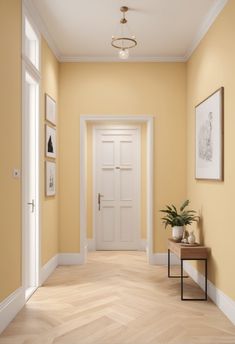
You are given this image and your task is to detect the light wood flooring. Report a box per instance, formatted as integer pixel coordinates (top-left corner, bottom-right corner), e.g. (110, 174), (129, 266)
(0, 251), (235, 344)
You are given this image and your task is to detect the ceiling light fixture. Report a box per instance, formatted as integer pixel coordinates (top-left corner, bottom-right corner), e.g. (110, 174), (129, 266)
(111, 6), (137, 60)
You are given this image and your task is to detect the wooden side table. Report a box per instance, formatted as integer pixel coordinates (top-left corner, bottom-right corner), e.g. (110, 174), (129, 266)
(168, 239), (209, 301)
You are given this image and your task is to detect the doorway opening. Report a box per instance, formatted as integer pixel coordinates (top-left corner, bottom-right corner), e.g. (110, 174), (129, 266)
(80, 116), (154, 263)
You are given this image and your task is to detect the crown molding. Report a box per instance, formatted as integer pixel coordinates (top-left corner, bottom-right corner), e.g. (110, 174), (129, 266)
(23, 0), (61, 61)
(184, 0), (228, 60)
(59, 55), (186, 63)
(23, 0), (228, 64)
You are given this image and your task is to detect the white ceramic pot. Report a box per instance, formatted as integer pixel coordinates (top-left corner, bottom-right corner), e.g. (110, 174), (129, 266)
(172, 226), (184, 241)
(188, 231), (196, 244)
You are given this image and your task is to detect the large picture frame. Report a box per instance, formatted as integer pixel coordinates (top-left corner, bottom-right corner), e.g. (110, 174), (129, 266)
(46, 161), (56, 196)
(195, 87), (224, 180)
(45, 125), (56, 159)
(45, 94), (56, 125)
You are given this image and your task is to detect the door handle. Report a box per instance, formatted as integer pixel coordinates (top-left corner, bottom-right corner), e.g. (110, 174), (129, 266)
(27, 199), (35, 213)
(98, 193), (104, 211)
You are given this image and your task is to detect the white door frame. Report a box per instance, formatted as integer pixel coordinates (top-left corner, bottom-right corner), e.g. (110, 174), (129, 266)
(22, 6), (41, 299)
(93, 125), (141, 250)
(80, 115), (154, 263)
(22, 63), (40, 299)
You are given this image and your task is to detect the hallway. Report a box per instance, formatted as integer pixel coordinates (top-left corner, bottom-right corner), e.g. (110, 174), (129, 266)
(0, 252), (235, 344)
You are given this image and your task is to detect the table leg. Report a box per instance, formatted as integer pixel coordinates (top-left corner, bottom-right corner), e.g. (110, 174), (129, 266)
(181, 259), (184, 300)
(168, 249), (188, 278)
(168, 249), (170, 277)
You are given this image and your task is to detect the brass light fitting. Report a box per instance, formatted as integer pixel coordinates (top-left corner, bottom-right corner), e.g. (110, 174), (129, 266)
(111, 6), (137, 59)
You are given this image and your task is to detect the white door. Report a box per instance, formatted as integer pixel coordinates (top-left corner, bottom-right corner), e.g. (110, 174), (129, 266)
(95, 128), (140, 250)
(23, 70), (39, 299)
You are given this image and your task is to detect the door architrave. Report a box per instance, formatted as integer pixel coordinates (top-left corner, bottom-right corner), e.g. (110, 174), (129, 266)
(80, 115), (154, 263)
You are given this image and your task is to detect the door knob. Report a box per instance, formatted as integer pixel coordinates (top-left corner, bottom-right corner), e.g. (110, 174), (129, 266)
(27, 199), (35, 213)
(98, 193), (104, 211)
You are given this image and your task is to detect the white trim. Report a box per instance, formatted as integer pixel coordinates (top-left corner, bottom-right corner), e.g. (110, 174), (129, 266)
(184, 0), (228, 60)
(149, 253), (180, 265)
(183, 262), (235, 325)
(22, 3), (41, 74)
(22, 63), (41, 294)
(81, 115), (155, 122)
(25, 287), (37, 302)
(80, 118), (88, 264)
(60, 56), (186, 63)
(58, 253), (85, 265)
(146, 117), (154, 262)
(40, 255), (59, 285)
(23, 0), (61, 61)
(80, 115), (154, 263)
(0, 288), (25, 334)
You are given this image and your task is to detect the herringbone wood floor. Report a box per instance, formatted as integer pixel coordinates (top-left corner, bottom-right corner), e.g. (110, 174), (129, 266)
(0, 251), (235, 344)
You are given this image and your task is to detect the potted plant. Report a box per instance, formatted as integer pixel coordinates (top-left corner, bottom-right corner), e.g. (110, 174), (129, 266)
(160, 200), (199, 241)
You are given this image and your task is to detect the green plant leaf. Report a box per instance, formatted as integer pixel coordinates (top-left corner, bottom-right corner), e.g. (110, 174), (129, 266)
(180, 199), (190, 211)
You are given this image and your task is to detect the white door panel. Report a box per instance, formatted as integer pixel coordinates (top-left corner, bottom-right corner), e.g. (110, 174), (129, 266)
(101, 207), (115, 242)
(101, 168), (115, 200)
(95, 128), (140, 250)
(120, 206), (134, 242)
(120, 140), (133, 165)
(102, 141), (115, 165)
(120, 169), (133, 201)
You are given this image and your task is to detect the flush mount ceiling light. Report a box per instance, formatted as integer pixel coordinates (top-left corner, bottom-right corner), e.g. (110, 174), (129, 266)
(111, 6), (137, 60)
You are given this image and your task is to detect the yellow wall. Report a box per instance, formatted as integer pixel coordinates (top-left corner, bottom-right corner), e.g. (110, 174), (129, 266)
(41, 38), (59, 266)
(59, 62), (187, 253)
(0, 0), (21, 302)
(187, 0), (235, 299)
(86, 122), (147, 240)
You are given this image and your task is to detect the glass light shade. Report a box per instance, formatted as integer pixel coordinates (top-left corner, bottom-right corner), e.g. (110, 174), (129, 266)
(118, 48), (129, 60)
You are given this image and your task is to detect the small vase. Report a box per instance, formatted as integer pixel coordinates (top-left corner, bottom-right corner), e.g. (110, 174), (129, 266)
(188, 231), (196, 244)
(172, 226), (184, 241)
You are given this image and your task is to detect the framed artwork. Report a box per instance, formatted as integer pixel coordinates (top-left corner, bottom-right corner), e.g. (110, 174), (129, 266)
(46, 125), (56, 158)
(195, 87), (224, 180)
(45, 94), (56, 125)
(46, 161), (56, 196)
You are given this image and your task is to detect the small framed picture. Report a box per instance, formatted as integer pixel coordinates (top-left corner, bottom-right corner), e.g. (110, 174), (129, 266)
(46, 125), (56, 159)
(195, 87), (224, 180)
(45, 94), (56, 125)
(46, 161), (56, 196)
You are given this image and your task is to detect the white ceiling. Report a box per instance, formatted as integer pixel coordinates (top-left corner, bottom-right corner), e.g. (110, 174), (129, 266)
(28, 0), (227, 62)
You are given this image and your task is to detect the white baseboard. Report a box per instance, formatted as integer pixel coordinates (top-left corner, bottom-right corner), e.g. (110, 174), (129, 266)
(0, 250), (86, 334)
(150, 252), (235, 325)
(0, 287), (25, 334)
(40, 254), (59, 285)
(149, 252), (180, 265)
(88, 239), (96, 251)
(58, 253), (85, 265)
(184, 262), (235, 325)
